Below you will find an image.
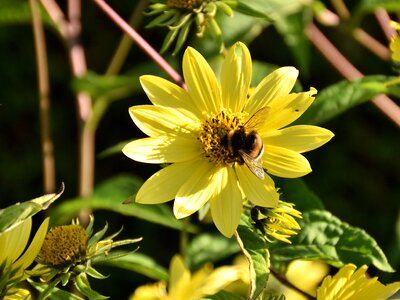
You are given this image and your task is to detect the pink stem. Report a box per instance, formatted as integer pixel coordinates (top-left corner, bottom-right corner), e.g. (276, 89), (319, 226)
(306, 22), (400, 127)
(92, 0), (185, 88)
(375, 8), (397, 40)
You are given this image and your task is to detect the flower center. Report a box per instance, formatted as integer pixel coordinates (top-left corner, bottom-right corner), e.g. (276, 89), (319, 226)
(40, 224), (88, 267)
(198, 111), (244, 166)
(166, 0), (204, 10)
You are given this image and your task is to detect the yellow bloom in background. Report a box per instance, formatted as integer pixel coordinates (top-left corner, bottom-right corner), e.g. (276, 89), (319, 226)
(130, 255), (245, 300)
(123, 42), (334, 237)
(390, 21), (400, 64)
(317, 264), (400, 300)
(0, 217), (49, 299)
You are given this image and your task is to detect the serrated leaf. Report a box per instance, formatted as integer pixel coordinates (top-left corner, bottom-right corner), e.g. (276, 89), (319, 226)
(48, 175), (198, 232)
(0, 183), (63, 234)
(298, 75), (398, 125)
(185, 233), (240, 270)
(270, 210), (394, 272)
(98, 252), (168, 281)
(29, 279), (84, 300)
(275, 178), (324, 212)
(74, 273), (108, 300)
(236, 215), (270, 299)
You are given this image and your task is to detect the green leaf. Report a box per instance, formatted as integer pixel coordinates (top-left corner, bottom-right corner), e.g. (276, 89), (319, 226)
(74, 273), (108, 300)
(236, 214), (270, 299)
(85, 266), (108, 280)
(206, 290), (245, 300)
(235, 0), (305, 20)
(353, 0), (400, 26)
(270, 210), (395, 272)
(274, 178), (325, 212)
(0, 0), (53, 26)
(98, 252), (169, 281)
(298, 75), (398, 125)
(29, 279), (85, 300)
(0, 184), (63, 234)
(274, 10), (312, 75)
(185, 233), (240, 270)
(49, 175), (198, 232)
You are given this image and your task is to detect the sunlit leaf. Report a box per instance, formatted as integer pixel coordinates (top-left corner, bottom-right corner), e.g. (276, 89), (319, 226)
(270, 210), (394, 272)
(236, 214), (270, 299)
(0, 183), (63, 234)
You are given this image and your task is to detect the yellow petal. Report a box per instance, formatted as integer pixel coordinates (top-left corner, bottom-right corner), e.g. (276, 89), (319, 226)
(169, 255), (191, 298)
(183, 47), (221, 116)
(122, 136), (201, 164)
(194, 265), (244, 297)
(0, 218), (31, 264)
(174, 160), (219, 218)
(220, 42), (252, 112)
(210, 167), (243, 238)
(136, 160), (197, 204)
(140, 75), (202, 118)
(13, 218), (49, 278)
(260, 89), (316, 133)
(264, 125), (334, 153)
(128, 105), (199, 138)
(246, 67), (298, 116)
(263, 145), (312, 178)
(235, 164), (279, 207)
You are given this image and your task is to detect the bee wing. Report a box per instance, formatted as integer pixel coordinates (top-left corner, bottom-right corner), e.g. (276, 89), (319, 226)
(239, 150), (265, 180)
(244, 107), (270, 131)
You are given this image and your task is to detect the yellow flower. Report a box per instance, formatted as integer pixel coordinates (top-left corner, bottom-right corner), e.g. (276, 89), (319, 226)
(317, 264), (400, 300)
(130, 255), (245, 300)
(123, 42), (334, 237)
(0, 217), (49, 299)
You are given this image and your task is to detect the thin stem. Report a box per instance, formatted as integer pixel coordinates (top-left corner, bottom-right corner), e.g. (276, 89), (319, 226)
(353, 28), (391, 60)
(270, 268), (316, 300)
(106, 0), (148, 75)
(40, 0), (69, 38)
(330, 0), (350, 20)
(30, 0), (56, 194)
(92, 0), (185, 88)
(375, 8), (397, 40)
(306, 22), (400, 127)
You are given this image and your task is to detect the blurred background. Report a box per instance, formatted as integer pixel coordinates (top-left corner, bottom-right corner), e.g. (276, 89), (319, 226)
(0, 0), (399, 298)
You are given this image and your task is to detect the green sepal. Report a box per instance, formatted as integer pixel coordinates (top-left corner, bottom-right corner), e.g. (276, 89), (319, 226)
(160, 28), (180, 53)
(74, 273), (108, 300)
(29, 279), (85, 300)
(172, 19), (192, 55)
(85, 266), (109, 280)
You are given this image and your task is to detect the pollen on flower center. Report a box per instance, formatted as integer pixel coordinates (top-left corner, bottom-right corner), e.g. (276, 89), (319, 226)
(40, 224), (88, 267)
(198, 111), (244, 166)
(166, 0), (204, 10)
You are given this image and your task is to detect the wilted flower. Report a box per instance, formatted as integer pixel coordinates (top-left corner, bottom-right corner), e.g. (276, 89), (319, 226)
(146, 0), (234, 54)
(251, 201), (302, 243)
(317, 264), (400, 300)
(123, 42), (333, 237)
(130, 255), (245, 300)
(0, 217), (49, 299)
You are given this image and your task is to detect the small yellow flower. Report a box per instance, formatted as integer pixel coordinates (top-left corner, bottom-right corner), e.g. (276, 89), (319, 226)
(251, 201), (302, 243)
(130, 255), (245, 300)
(123, 42), (334, 237)
(317, 264), (400, 300)
(0, 217), (49, 299)
(146, 0), (233, 54)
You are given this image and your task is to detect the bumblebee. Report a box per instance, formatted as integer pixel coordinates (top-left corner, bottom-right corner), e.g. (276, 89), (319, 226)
(226, 107), (270, 179)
